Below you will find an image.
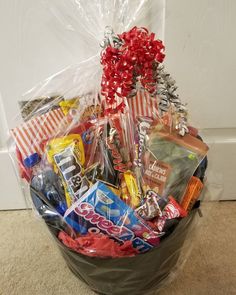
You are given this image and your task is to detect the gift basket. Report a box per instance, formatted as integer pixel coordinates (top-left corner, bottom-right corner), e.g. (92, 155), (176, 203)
(9, 1), (209, 294)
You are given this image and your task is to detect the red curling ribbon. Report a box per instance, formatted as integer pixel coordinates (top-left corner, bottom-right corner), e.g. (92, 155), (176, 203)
(101, 27), (165, 114)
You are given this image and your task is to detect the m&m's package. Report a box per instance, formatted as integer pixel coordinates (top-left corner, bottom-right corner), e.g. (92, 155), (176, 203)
(8, 1), (210, 294)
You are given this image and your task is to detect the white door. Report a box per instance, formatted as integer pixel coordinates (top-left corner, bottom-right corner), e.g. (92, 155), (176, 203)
(0, 0), (235, 210)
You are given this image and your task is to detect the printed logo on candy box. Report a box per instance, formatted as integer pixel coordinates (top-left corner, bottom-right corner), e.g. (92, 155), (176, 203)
(143, 152), (172, 195)
(64, 182), (160, 253)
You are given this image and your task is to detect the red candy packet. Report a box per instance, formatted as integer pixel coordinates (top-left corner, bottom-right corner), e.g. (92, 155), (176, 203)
(167, 196), (187, 218)
(152, 196), (187, 233)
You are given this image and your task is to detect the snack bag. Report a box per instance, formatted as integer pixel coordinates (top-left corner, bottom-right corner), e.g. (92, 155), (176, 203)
(142, 126), (208, 202)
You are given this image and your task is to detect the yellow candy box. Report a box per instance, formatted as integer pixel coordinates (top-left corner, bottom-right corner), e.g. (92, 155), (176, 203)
(46, 134), (85, 206)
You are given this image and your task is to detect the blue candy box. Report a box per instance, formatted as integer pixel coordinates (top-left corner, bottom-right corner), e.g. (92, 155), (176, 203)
(64, 181), (160, 253)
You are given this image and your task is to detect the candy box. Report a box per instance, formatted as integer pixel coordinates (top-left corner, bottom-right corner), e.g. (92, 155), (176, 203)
(69, 120), (99, 167)
(64, 181), (160, 253)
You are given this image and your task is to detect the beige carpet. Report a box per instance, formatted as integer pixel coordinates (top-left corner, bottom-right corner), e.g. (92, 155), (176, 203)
(0, 202), (235, 295)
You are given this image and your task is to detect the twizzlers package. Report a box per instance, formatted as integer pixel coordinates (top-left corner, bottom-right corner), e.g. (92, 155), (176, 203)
(64, 181), (160, 253)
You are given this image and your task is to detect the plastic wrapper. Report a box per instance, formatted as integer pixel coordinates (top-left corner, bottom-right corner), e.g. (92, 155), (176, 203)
(8, 1), (210, 294)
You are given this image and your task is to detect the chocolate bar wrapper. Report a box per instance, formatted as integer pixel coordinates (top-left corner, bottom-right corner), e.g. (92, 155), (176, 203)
(64, 181), (160, 253)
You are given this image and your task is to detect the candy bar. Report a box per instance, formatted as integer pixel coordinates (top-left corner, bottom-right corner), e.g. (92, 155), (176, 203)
(136, 190), (163, 220)
(46, 134), (87, 206)
(180, 176), (203, 212)
(69, 120), (100, 167)
(105, 124), (130, 173)
(134, 117), (153, 167)
(155, 196), (187, 232)
(120, 171), (141, 208)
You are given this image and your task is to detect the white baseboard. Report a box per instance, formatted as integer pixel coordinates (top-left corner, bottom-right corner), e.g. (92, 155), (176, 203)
(201, 128), (236, 201)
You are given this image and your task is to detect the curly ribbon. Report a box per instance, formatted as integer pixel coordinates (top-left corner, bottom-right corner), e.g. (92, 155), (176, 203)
(156, 64), (189, 136)
(101, 26), (165, 113)
(100, 26), (188, 136)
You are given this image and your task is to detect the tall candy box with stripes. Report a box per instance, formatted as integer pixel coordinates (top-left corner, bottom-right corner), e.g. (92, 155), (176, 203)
(127, 90), (158, 121)
(11, 108), (70, 168)
(128, 90), (171, 127)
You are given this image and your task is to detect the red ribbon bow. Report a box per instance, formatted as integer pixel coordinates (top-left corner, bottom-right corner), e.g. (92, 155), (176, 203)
(101, 27), (165, 114)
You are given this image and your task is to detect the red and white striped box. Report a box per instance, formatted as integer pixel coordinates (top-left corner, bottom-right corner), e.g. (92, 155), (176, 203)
(127, 89), (159, 121)
(104, 90), (171, 126)
(104, 90), (159, 120)
(11, 108), (71, 163)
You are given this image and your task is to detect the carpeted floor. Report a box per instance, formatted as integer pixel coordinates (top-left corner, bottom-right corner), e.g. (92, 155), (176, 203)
(0, 202), (235, 295)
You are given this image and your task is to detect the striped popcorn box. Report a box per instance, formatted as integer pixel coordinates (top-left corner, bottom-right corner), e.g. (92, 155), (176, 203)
(11, 108), (71, 168)
(128, 90), (172, 127)
(103, 90), (159, 118)
(127, 89), (159, 121)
